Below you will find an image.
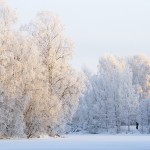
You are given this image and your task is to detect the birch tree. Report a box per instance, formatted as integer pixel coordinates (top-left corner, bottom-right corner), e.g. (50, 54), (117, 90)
(23, 11), (84, 137)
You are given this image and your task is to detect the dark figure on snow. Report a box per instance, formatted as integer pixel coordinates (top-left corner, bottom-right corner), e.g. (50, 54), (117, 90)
(136, 122), (139, 130)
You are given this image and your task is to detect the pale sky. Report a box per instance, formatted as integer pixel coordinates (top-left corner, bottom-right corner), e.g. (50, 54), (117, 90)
(6, 0), (150, 70)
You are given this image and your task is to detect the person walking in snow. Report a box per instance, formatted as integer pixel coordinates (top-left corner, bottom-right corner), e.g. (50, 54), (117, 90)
(136, 122), (139, 130)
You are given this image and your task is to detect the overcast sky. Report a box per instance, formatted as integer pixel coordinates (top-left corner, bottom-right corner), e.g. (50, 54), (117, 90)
(6, 0), (150, 70)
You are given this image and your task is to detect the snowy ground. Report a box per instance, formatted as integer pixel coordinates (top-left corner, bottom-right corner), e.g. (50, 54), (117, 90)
(0, 134), (150, 150)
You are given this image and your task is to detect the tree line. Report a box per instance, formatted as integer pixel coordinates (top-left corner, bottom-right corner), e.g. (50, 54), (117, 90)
(0, 1), (150, 139)
(72, 55), (150, 134)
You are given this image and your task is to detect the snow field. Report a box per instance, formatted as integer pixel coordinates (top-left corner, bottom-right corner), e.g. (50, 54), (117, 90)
(0, 135), (150, 150)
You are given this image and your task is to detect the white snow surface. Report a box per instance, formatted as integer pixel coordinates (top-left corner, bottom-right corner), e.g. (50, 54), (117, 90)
(0, 134), (150, 150)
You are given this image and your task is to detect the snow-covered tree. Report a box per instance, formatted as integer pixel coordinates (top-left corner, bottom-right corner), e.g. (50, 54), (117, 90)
(119, 63), (139, 132)
(128, 55), (150, 133)
(138, 99), (150, 133)
(0, 1), (25, 138)
(23, 11), (85, 137)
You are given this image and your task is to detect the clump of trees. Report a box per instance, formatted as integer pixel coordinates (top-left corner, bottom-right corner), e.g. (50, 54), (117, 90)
(0, 0), (150, 139)
(0, 1), (84, 138)
(72, 54), (150, 134)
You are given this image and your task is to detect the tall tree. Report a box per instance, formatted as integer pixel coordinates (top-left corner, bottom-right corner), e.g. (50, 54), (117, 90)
(23, 11), (84, 137)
